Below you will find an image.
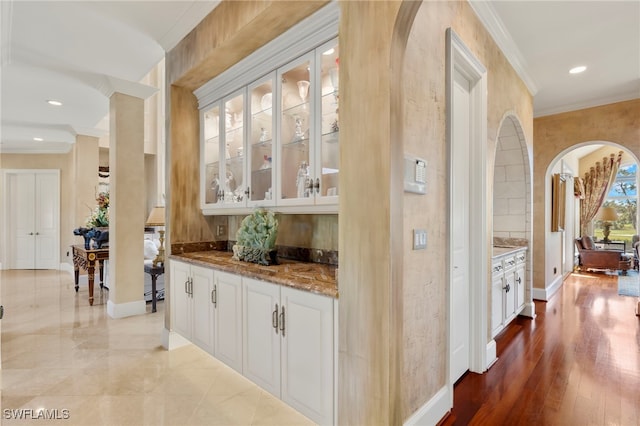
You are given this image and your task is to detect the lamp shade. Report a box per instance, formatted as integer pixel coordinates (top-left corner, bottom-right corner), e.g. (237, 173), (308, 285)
(146, 206), (165, 226)
(599, 206), (618, 222)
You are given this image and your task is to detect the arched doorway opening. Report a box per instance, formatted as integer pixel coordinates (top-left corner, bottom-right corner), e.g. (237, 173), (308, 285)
(544, 142), (639, 299)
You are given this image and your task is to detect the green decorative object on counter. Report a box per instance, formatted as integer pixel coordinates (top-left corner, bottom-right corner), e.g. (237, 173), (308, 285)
(233, 209), (279, 265)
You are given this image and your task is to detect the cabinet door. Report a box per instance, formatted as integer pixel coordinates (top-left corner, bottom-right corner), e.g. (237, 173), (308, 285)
(515, 263), (526, 312)
(491, 273), (504, 337)
(277, 53), (315, 206)
(504, 270), (517, 323)
(170, 260), (192, 340)
(281, 287), (334, 425)
(315, 38), (340, 203)
(214, 271), (243, 373)
(191, 265), (215, 354)
(222, 91), (247, 206)
(202, 102), (222, 207)
(248, 74), (276, 206)
(243, 278), (281, 397)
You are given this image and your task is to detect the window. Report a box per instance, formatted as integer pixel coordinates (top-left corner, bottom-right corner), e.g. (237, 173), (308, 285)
(595, 163), (637, 244)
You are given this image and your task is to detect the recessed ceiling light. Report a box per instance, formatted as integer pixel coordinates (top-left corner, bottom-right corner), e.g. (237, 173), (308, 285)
(46, 100), (63, 106)
(323, 48), (335, 56)
(569, 66), (587, 74)
(33, 137), (44, 141)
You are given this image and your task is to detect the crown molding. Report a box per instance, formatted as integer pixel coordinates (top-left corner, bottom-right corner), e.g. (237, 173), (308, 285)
(534, 93), (640, 118)
(468, 0), (538, 96)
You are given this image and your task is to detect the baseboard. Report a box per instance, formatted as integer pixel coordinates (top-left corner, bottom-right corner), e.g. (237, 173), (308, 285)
(404, 386), (450, 426)
(486, 339), (497, 370)
(107, 299), (146, 319)
(532, 275), (563, 301)
(520, 301), (536, 318)
(162, 329), (191, 350)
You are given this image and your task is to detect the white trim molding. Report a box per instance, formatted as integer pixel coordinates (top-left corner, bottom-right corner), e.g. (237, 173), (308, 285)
(107, 299), (146, 319)
(467, 0), (538, 96)
(403, 386), (450, 426)
(532, 274), (563, 301)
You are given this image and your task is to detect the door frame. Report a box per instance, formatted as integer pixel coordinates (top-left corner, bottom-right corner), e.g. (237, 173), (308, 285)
(446, 28), (489, 397)
(1, 169), (60, 269)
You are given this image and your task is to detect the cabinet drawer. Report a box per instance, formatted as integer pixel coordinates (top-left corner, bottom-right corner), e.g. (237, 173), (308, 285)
(492, 260), (504, 275)
(503, 255), (517, 269)
(515, 251), (526, 263)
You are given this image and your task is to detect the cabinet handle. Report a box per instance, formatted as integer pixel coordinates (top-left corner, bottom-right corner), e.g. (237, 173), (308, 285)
(272, 303), (279, 334)
(244, 187), (250, 196)
(279, 306), (285, 337)
(212, 285), (217, 307)
(189, 277), (194, 296)
(28, 232), (34, 235)
(503, 284), (511, 293)
(516, 277), (522, 284)
(185, 279), (189, 295)
(314, 178), (320, 194)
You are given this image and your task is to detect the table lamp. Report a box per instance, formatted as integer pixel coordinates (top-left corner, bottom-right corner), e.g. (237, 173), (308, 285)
(599, 206), (618, 243)
(146, 206), (165, 267)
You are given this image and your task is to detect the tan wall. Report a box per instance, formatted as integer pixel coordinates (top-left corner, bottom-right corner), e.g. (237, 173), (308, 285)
(533, 99), (640, 292)
(166, 0), (534, 423)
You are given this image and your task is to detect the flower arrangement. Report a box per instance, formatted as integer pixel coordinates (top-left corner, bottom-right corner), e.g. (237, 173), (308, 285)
(232, 209), (279, 265)
(86, 191), (109, 228)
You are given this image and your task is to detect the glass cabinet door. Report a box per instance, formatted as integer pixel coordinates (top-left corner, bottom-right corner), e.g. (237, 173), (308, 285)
(248, 75), (275, 205)
(222, 92), (245, 204)
(279, 54), (314, 203)
(318, 39), (339, 200)
(203, 103), (221, 205)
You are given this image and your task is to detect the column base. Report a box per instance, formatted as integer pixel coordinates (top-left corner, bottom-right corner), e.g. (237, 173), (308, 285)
(107, 299), (146, 319)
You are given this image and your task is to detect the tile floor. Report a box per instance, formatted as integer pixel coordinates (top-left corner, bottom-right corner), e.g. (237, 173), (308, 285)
(1, 269), (316, 425)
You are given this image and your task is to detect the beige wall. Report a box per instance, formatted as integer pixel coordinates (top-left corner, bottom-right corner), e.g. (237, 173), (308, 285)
(533, 99), (640, 292)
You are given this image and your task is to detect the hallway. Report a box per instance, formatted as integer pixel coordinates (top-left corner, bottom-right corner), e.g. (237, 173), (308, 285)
(447, 272), (640, 425)
(0, 269), (314, 425)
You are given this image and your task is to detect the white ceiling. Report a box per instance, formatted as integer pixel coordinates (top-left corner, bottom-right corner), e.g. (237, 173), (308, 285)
(0, 1), (638, 154)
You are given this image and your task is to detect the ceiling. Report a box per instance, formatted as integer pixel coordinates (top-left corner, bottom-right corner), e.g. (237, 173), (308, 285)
(0, 1), (638, 155)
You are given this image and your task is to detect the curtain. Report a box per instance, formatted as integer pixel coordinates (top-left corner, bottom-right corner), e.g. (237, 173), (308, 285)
(579, 151), (623, 236)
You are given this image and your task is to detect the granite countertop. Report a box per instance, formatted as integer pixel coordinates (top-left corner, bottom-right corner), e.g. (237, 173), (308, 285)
(492, 245), (527, 257)
(170, 250), (338, 299)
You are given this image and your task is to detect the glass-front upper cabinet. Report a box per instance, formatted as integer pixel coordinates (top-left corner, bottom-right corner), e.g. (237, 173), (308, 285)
(203, 103), (221, 205)
(278, 53), (314, 205)
(248, 74), (276, 206)
(201, 90), (247, 209)
(200, 37), (339, 214)
(223, 91), (245, 205)
(317, 38), (339, 202)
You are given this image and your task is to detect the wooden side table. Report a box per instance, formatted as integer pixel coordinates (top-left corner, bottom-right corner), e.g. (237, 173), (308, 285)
(144, 263), (164, 313)
(72, 245), (109, 306)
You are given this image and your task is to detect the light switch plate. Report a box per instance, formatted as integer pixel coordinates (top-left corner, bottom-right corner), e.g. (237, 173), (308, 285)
(413, 229), (427, 250)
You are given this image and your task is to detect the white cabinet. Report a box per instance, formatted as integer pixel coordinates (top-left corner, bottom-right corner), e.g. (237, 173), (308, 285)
(170, 260), (215, 354)
(491, 248), (527, 338)
(214, 270), (243, 372)
(243, 277), (335, 425)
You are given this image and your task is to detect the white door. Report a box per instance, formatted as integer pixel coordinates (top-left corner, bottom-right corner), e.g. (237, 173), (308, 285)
(281, 286), (334, 425)
(7, 171), (59, 269)
(214, 270), (243, 373)
(191, 265), (214, 354)
(450, 69), (471, 383)
(243, 278), (281, 397)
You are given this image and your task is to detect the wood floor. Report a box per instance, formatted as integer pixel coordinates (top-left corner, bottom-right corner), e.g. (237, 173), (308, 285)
(443, 272), (640, 425)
